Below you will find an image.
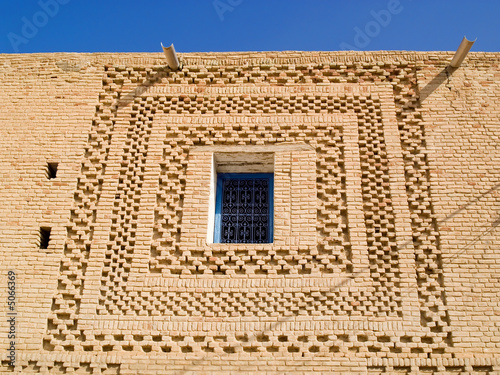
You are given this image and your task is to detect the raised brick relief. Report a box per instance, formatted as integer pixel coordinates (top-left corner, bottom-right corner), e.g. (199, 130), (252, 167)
(37, 57), (461, 371)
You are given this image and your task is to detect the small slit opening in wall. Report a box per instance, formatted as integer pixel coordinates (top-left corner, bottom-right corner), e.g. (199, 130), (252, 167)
(40, 227), (51, 249)
(47, 163), (58, 179)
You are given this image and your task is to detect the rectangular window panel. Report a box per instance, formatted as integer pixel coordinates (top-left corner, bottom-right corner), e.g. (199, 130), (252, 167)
(214, 173), (273, 243)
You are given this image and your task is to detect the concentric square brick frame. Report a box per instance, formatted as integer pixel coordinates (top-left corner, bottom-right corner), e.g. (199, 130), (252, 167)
(64, 83), (442, 352)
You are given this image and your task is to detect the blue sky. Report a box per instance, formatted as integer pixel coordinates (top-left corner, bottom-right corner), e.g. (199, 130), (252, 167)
(1, 0), (499, 54)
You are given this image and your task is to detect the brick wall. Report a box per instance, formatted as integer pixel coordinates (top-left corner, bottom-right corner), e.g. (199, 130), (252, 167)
(0, 51), (498, 374)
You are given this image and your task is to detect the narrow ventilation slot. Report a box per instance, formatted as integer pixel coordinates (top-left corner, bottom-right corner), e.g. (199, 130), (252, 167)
(40, 227), (51, 249)
(47, 163), (58, 179)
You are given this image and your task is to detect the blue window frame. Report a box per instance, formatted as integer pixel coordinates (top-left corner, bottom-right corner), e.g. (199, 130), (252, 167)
(214, 173), (273, 243)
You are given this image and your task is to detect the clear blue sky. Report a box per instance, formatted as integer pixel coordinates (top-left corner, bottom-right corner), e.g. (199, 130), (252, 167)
(1, 0), (499, 54)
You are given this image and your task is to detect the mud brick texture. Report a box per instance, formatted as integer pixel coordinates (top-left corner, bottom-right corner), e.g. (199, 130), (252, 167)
(0, 51), (499, 374)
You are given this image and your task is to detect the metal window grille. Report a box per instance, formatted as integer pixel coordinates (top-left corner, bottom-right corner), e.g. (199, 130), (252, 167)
(215, 173), (273, 243)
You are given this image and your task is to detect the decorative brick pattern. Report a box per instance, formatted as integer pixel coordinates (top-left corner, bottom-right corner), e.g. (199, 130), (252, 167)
(45, 69), (118, 349)
(43, 66), (444, 352)
(357, 98), (402, 316)
(394, 84), (452, 343)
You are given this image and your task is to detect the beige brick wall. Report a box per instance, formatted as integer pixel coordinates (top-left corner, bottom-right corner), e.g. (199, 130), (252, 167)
(0, 51), (498, 374)
(418, 56), (500, 356)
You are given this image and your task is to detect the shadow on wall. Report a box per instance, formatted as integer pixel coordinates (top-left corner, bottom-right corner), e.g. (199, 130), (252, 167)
(417, 67), (459, 102)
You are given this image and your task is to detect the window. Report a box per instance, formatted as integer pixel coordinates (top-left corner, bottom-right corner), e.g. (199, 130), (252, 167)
(39, 227), (51, 249)
(185, 144), (315, 249)
(214, 173), (273, 243)
(47, 162), (58, 179)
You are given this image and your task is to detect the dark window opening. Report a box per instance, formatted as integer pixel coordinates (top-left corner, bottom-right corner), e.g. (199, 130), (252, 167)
(214, 173), (273, 244)
(47, 163), (58, 179)
(40, 227), (51, 249)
